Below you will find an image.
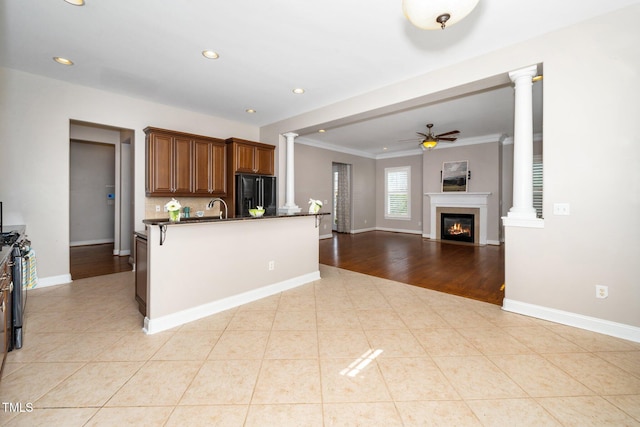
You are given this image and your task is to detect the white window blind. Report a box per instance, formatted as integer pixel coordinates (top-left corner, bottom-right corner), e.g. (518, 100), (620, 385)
(385, 166), (410, 219)
(533, 154), (543, 218)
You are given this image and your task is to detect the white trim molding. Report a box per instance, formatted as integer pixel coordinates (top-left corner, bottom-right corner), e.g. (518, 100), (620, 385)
(31, 274), (73, 288)
(503, 298), (640, 343)
(144, 271), (320, 334)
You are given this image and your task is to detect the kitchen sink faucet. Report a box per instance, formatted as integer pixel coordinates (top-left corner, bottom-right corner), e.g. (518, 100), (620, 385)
(207, 198), (228, 219)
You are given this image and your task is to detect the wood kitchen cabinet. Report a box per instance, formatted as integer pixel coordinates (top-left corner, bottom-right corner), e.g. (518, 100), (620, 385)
(226, 137), (275, 176)
(146, 129), (192, 196)
(193, 138), (226, 196)
(225, 137), (276, 217)
(1, 258), (12, 379)
(145, 127), (227, 197)
(134, 233), (147, 316)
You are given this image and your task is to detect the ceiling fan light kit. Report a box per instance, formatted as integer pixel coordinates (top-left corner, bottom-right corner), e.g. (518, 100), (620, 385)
(421, 140), (438, 150)
(402, 0), (479, 30)
(417, 123), (460, 150)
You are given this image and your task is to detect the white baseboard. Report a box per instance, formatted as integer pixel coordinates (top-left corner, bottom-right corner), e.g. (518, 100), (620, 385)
(351, 227), (376, 234)
(319, 233), (333, 240)
(144, 271), (321, 335)
(503, 298), (640, 343)
(113, 249), (131, 256)
(70, 238), (114, 247)
(33, 274), (72, 288)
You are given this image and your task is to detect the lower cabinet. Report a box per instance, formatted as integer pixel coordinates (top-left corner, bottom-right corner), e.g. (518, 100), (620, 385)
(134, 234), (148, 316)
(0, 261), (12, 379)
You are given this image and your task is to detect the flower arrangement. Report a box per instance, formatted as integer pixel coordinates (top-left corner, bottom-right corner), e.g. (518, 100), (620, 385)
(165, 198), (181, 222)
(308, 198), (323, 214)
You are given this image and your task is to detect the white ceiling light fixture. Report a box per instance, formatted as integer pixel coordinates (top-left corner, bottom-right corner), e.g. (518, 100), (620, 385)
(64, 0), (85, 5)
(202, 50), (219, 59)
(402, 0), (479, 30)
(292, 88), (305, 94)
(245, 108), (256, 114)
(53, 56), (74, 66)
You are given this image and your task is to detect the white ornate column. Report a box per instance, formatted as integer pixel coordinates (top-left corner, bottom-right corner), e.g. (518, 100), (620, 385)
(504, 65), (541, 226)
(278, 132), (302, 215)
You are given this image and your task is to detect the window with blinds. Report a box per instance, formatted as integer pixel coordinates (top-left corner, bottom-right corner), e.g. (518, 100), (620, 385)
(533, 154), (543, 218)
(385, 166), (410, 219)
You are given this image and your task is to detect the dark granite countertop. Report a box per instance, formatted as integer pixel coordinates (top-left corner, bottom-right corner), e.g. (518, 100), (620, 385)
(142, 212), (329, 226)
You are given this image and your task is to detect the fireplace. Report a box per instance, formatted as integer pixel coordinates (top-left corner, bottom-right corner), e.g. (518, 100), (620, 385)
(426, 192), (490, 245)
(441, 213), (474, 243)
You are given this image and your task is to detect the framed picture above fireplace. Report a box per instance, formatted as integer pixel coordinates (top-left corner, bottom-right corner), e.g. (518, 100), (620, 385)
(441, 160), (468, 192)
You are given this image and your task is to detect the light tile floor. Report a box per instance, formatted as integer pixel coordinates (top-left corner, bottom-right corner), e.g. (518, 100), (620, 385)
(1, 266), (639, 426)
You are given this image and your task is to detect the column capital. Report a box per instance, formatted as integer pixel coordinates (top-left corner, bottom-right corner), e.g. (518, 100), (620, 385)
(509, 65), (538, 83)
(282, 132), (298, 139)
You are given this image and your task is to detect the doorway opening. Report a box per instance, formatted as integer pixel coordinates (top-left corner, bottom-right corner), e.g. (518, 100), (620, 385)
(69, 121), (134, 279)
(332, 162), (352, 233)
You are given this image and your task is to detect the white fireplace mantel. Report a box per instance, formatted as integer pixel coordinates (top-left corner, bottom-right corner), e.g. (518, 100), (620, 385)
(425, 192), (491, 245)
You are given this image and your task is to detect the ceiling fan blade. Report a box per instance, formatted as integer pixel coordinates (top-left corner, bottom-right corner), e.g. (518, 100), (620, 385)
(416, 132), (429, 138)
(436, 130), (460, 137)
(397, 138), (420, 143)
(438, 137), (457, 142)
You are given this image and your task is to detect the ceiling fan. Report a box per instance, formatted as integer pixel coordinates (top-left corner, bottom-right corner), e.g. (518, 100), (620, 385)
(414, 123), (460, 150)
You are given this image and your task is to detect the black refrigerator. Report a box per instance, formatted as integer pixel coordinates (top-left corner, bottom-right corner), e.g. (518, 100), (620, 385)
(235, 174), (277, 217)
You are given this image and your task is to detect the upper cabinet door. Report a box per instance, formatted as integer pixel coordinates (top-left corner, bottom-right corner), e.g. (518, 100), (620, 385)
(193, 139), (212, 195)
(234, 142), (256, 173)
(173, 137), (192, 194)
(193, 138), (227, 195)
(147, 132), (174, 194)
(255, 145), (275, 175)
(210, 142), (227, 195)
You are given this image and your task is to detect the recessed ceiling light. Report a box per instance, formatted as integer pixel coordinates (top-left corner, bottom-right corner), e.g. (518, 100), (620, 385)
(202, 50), (219, 59)
(53, 57), (74, 66)
(245, 109), (256, 114)
(64, 0), (85, 5)
(318, 129), (326, 133)
(292, 88), (305, 94)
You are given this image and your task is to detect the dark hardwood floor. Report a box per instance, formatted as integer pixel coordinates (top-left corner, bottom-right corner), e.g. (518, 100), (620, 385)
(70, 243), (133, 280)
(319, 231), (505, 305)
(70, 233), (504, 304)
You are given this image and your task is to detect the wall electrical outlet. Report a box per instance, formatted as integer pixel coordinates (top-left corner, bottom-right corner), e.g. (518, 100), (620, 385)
(553, 203), (571, 215)
(268, 261), (275, 271)
(595, 285), (608, 299)
(155, 205), (161, 212)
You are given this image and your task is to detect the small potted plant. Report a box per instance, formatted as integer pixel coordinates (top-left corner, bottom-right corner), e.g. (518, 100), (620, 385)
(308, 198), (323, 214)
(165, 198), (182, 222)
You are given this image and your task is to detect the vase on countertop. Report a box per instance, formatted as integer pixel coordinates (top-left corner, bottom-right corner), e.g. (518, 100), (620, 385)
(169, 210), (180, 222)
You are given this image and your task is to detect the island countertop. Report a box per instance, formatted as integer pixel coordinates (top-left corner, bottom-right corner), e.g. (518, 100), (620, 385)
(142, 212), (329, 226)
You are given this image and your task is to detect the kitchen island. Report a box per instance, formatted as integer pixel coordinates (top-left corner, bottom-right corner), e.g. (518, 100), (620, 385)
(138, 213), (328, 334)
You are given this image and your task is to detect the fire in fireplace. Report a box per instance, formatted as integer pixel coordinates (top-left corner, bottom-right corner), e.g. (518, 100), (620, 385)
(441, 213), (474, 243)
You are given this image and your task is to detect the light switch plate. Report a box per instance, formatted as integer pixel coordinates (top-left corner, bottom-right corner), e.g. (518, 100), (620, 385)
(553, 203), (570, 215)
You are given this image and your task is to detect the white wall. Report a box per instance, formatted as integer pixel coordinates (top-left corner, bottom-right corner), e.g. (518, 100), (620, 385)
(261, 5), (640, 335)
(293, 142), (376, 234)
(423, 141), (502, 243)
(69, 141), (116, 245)
(0, 67), (258, 284)
(376, 154), (423, 234)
